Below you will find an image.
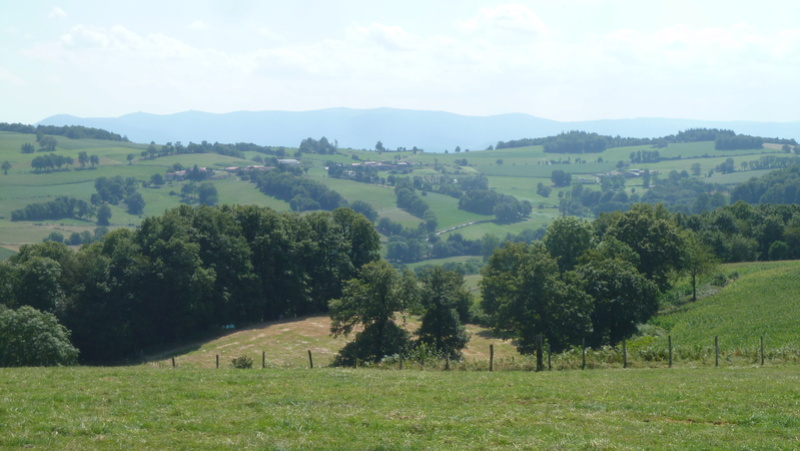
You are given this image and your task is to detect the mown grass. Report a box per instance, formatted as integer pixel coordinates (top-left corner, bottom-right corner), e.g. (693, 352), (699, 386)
(1, 365), (799, 449)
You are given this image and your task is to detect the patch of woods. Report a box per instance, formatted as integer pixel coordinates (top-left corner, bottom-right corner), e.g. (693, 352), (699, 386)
(495, 128), (797, 152)
(0, 122), (127, 141)
(0, 205), (381, 365)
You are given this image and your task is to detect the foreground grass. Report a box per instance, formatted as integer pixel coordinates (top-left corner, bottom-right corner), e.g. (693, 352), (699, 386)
(1, 366), (799, 449)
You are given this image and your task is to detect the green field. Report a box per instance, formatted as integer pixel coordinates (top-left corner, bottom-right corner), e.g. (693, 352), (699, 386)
(2, 366), (799, 449)
(648, 261), (800, 351)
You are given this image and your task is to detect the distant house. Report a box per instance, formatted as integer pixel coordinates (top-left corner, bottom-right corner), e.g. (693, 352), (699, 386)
(278, 159), (300, 166)
(165, 170), (187, 181)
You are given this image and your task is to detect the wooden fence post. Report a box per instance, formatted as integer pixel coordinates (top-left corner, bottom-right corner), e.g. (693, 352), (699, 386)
(536, 334), (544, 372)
(171, 357), (176, 368)
(445, 356), (450, 371)
(489, 344), (494, 372)
(760, 336), (765, 366)
(668, 335), (673, 368)
(216, 354), (219, 369)
(262, 351), (266, 369)
(622, 340), (627, 369)
(714, 336), (719, 368)
(308, 350), (314, 369)
(581, 338), (586, 370)
(547, 343), (552, 371)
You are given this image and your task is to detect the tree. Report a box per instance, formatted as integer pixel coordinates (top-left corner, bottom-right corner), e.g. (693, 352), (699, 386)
(683, 232), (718, 301)
(97, 203), (111, 226)
(551, 170), (572, 187)
(20, 143), (35, 154)
(415, 267), (470, 359)
(642, 169), (651, 188)
(126, 153), (135, 165)
(126, 192), (145, 215)
(349, 200), (378, 223)
(575, 257), (659, 347)
(543, 216), (594, 272)
(604, 204), (687, 291)
(375, 141), (385, 152)
(150, 173), (165, 186)
(1, 160), (10, 175)
(78, 151), (88, 168)
(0, 305), (79, 366)
(480, 242), (592, 353)
(89, 154), (100, 167)
(330, 260), (412, 366)
(197, 182), (218, 206)
(12, 256), (65, 313)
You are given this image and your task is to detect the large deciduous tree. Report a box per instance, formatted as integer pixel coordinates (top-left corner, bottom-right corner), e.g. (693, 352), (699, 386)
(415, 267), (470, 359)
(604, 204), (687, 291)
(575, 257), (659, 347)
(330, 260), (412, 366)
(543, 216), (595, 272)
(480, 242), (592, 353)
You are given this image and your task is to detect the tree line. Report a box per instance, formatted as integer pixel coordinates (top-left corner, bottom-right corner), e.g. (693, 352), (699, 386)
(0, 122), (127, 141)
(0, 205), (380, 363)
(496, 128), (796, 152)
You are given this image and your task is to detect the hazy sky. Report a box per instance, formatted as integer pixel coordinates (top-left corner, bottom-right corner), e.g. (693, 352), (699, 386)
(2, 0), (798, 124)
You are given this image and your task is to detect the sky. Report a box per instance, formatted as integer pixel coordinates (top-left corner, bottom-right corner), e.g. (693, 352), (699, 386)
(2, 0), (799, 124)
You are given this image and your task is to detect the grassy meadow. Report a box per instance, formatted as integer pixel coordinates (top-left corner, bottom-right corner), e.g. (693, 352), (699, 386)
(2, 365), (799, 449)
(1, 233), (800, 448)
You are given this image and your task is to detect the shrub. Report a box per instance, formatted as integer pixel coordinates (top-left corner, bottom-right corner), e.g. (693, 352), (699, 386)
(0, 305), (79, 367)
(231, 355), (253, 369)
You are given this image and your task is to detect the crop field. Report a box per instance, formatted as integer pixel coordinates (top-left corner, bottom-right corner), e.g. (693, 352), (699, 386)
(2, 365), (799, 449)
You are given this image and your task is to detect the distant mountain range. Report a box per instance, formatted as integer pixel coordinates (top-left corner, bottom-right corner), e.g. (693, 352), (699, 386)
(37, 108), (800, 151)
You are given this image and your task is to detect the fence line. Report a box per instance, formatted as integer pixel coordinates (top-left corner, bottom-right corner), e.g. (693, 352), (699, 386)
(157, 335), (781, 371)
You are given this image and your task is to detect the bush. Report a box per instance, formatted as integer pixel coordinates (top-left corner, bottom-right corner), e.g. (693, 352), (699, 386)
(231, 355), (253, 369)
(0, 305), (79, 367)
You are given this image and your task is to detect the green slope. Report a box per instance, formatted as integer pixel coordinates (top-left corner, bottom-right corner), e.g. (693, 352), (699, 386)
(646, 260), (800, 351)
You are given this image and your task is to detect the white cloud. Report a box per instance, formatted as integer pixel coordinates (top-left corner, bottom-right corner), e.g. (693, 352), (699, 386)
(0, 68), (26, 87)
(459, 4), (549, 36)
(353, 23), (422, 51)
(188, 20), (208, 31)
(49, 7), (67, 19)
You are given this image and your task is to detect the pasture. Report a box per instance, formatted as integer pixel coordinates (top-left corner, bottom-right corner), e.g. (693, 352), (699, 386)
(1, 365), (798, 449)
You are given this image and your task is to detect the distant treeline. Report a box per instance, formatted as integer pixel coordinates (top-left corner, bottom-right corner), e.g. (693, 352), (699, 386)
(249, 169), (347, 212)
(0, 122), (127, 141)
(496, 128), (797, 153)
(11, 196), (95, 222)
(732, 165), (800, 205)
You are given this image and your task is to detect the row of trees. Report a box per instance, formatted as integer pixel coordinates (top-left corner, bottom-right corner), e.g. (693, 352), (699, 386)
(458, 189), (532, 223)
(11, 196), (95, 222)
(0, 122), (126, 141)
